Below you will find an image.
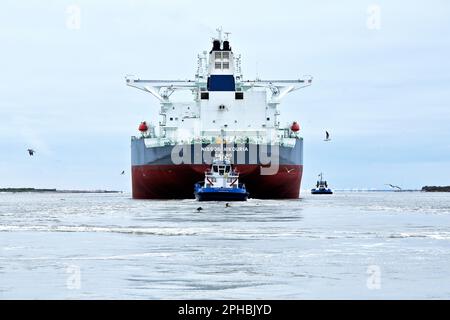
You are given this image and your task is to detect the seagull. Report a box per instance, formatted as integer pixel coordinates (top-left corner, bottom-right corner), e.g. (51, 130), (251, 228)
(324, 131), (331, 141)
(120, 170), (125, 175)
(284, 167), (295, 173)
(196, 207), (203, 212)
(27, 149), (35, 156)
(385, 184), (402, 190)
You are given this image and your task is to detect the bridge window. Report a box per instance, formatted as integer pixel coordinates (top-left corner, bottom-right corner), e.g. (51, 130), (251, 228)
(213, 52), (231, 70)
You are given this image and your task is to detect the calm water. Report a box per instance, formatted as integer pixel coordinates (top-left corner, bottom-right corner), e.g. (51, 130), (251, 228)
(1, 191), (450, 299)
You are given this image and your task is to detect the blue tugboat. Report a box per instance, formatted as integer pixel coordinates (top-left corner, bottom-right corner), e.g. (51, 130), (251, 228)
(194, 158), (249, 201)
(311, 172), (333, 195)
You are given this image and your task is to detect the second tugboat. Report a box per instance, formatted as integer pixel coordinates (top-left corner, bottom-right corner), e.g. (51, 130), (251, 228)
(311, 173), (333, 195)
(194, 156), (249, 201)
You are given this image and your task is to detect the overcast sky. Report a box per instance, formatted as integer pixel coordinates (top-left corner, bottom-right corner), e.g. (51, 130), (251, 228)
(1, 0), (449, 191)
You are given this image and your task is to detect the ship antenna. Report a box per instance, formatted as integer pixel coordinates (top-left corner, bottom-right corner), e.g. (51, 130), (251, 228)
(216, 26), (223, 42)
(220, 128), (225, 161)
(255, 61), (260, 81)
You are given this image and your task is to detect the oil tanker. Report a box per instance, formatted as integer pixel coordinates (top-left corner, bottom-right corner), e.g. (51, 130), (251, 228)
(126, 29), (312, 199)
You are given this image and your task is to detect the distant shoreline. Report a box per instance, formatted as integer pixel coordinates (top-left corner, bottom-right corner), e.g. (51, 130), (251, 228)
(2, 187), (448, 194)
(0, 188), (122, 194)
(421, 186), (450, 192)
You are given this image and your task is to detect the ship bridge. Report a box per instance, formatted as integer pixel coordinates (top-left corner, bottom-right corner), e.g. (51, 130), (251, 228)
(125, 28), (312, 147)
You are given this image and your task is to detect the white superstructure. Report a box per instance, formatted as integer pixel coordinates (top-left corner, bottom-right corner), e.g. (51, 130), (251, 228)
(126, 28), (312, 146)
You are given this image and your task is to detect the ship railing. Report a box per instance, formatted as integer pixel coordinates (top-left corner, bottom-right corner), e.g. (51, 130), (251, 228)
(141, 135), (300, 147)
(191, 136), (287, 145)
(205, 173), (239, 179)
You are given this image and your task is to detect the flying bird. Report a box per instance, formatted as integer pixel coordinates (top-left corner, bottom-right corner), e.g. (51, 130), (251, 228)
(27, 149), (35, 156)
(385, 184), (402, 190)
(284, 167), (295, 173)
(196, 207), (203, 212)
(225, 203), (230, 207)
(120, 170), (125, 175)
(324, 131), (331, 141)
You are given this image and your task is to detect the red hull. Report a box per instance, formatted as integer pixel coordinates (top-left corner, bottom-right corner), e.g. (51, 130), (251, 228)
(132, 164), (303, 199)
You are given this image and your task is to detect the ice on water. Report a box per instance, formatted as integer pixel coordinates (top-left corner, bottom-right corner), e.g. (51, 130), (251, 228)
(1, 191), (450, 299)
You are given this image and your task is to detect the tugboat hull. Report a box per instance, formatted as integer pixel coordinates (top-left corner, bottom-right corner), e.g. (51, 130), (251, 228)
(311, 189), (333, 195)
(194, 187), (249, 201)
